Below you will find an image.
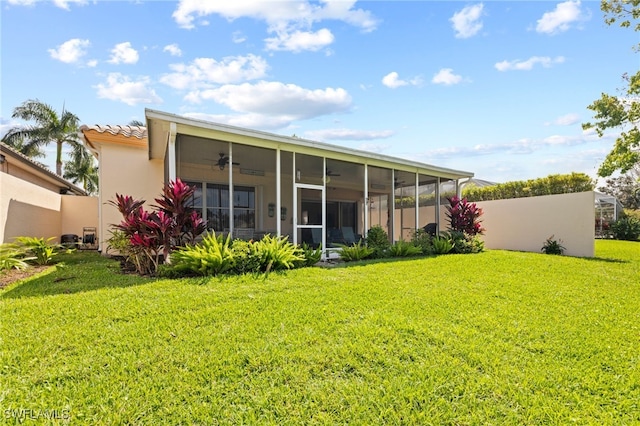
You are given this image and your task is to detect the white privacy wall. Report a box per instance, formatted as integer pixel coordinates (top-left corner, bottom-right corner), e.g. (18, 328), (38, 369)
(476, 191), (595, 258)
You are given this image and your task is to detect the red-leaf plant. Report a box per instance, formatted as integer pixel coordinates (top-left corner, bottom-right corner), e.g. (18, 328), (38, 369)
(109, 179), (206, 275)
(446, 196), (485, 236)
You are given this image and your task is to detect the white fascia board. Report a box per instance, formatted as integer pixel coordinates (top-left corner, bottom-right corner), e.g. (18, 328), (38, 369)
(145, 108), (474, 180)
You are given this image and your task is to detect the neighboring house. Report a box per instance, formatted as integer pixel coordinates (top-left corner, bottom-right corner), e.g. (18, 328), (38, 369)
(81, 109), (474, 256)
(0, 142), (98, 244)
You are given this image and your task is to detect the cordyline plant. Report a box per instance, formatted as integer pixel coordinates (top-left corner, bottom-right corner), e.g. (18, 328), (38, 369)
(109, 179), (206, 275)
(446, 196), (485, 236)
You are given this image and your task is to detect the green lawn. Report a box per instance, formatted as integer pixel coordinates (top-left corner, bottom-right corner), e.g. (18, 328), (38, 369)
(1, 241), (639, 424)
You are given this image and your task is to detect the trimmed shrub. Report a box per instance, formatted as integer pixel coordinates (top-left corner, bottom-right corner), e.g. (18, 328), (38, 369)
(231, 239), (262, 275)
(445, 231), (485, 254)
(463, 172), (595, 202)
(366, 226), (390, 258)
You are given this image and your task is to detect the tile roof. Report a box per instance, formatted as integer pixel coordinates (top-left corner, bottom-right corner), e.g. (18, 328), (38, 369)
(79, 124), (147, 139)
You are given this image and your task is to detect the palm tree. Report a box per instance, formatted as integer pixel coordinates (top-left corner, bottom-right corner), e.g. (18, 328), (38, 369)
(1, 99), (82, 176)
(64, 143), (98, 194)
(2, 134), (46, 159)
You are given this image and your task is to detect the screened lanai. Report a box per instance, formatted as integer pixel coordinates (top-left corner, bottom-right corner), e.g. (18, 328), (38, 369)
(145, 109), (473, 258)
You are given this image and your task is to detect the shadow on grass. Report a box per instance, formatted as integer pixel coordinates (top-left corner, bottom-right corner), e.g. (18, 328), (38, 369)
(582, 256), (629, 264)
(1, 251), (156, 299)
(323, 254), (441, 269)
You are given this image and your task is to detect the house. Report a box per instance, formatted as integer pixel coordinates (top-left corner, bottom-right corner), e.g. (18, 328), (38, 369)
(80, 109), (474, 256)
(0, 141), (98, 244)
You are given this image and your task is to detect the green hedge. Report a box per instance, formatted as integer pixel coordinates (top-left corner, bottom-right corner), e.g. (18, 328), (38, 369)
(462, 173), (595, 202)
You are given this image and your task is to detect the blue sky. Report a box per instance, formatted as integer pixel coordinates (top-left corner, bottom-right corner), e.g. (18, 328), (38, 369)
(1, 0), (636, 183)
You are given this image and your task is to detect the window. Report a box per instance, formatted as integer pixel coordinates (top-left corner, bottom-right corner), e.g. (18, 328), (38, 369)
(185, 182), (255, 232)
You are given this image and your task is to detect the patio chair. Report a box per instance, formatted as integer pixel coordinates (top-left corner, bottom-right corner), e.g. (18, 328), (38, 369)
(341, 226), (361, 245)
(423, 222), (437, 237)
(327, 228), (346, 247)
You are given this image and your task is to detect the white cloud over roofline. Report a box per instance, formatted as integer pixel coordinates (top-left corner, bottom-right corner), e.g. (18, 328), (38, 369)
(160, 54), (268, 90)
(304, 128), (395, 141)
(184, 81), (352, 119)
(94, 73), (162, 106)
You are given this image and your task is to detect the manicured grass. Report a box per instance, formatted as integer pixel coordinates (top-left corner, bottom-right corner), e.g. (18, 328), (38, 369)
(1, 241), (639, 424)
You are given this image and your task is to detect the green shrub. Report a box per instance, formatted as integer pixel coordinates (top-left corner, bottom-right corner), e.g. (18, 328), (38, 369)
(339, 241), (374, 262)
(297, 243), (323, 267)
(231, 239), (262, 275)
(610, 217), (640, 241)
(254, 235), (304, 273)
(445, 231), (485, 254)
(366, 226), (390, 258)
(13, 236), (61, 265)
(170, 232), (235, 276)
(432, 236), (453, 254)
(412, 229), (435, 255)
(388, 240), (422, 257)
(541, 235), (565, 255)
(0, 243), (32, 271)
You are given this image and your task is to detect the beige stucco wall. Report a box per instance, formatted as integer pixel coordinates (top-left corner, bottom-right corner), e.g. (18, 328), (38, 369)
(97, 142), (164, 251)
(61, 195), (99, 238)
(476, 191), (595, 257)
(1, 172), (61, 243)
(1, 173), (99, 244)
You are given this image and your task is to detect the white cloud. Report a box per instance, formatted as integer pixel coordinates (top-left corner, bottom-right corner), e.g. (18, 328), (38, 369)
(108, 42), (139, 65)
(432, 68), (464, 86)
(304, 128), (395, 141)
(547, 113), (580, 126)
(160, 54), (268, 90)
(357, 143), (391, 154)
(87, 59), (98, 68)
(7, 0), (37, 5)
(265, 28), (335, 52)
(9, 0), (86, 7)
(48, 38), (90, 64)
(382, 72), (421, 89)
(232, 31), (247, 44)
(172, 0), (377, 52)
(95, 73), (162, 106)
(536, 0), (588, 35)
(185, 81), (351, 119)
(450, 3), (484, 39)
(495, 56), (565, 71)
(183, 112), (294, 130)
(172, 0), (378, 31)
(163, 43), (182, 57)
(418, 131), (606, 161)
(52, 0), (87, 10)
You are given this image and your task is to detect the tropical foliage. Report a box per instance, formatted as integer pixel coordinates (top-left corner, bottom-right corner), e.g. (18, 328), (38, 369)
(2, 99), (82, 176)
(109, 179), (206, 275)
(446, 196), (485, 236)
(610, 216), (640, 241)
(583, 0), (640, 177)
(541, 235), (566, 255)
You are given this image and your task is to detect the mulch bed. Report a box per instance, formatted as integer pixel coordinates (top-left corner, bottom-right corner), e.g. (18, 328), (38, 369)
(0, 265), (50, 289)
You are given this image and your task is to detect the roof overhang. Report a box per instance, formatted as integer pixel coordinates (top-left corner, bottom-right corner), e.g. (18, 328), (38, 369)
(145, 108), (474, 181)
(0, 142), (87, 195)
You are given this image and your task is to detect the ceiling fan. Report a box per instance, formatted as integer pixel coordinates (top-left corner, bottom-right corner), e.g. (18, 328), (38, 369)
(326, 169), (341, 177)
(212, 152), (239, 170)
